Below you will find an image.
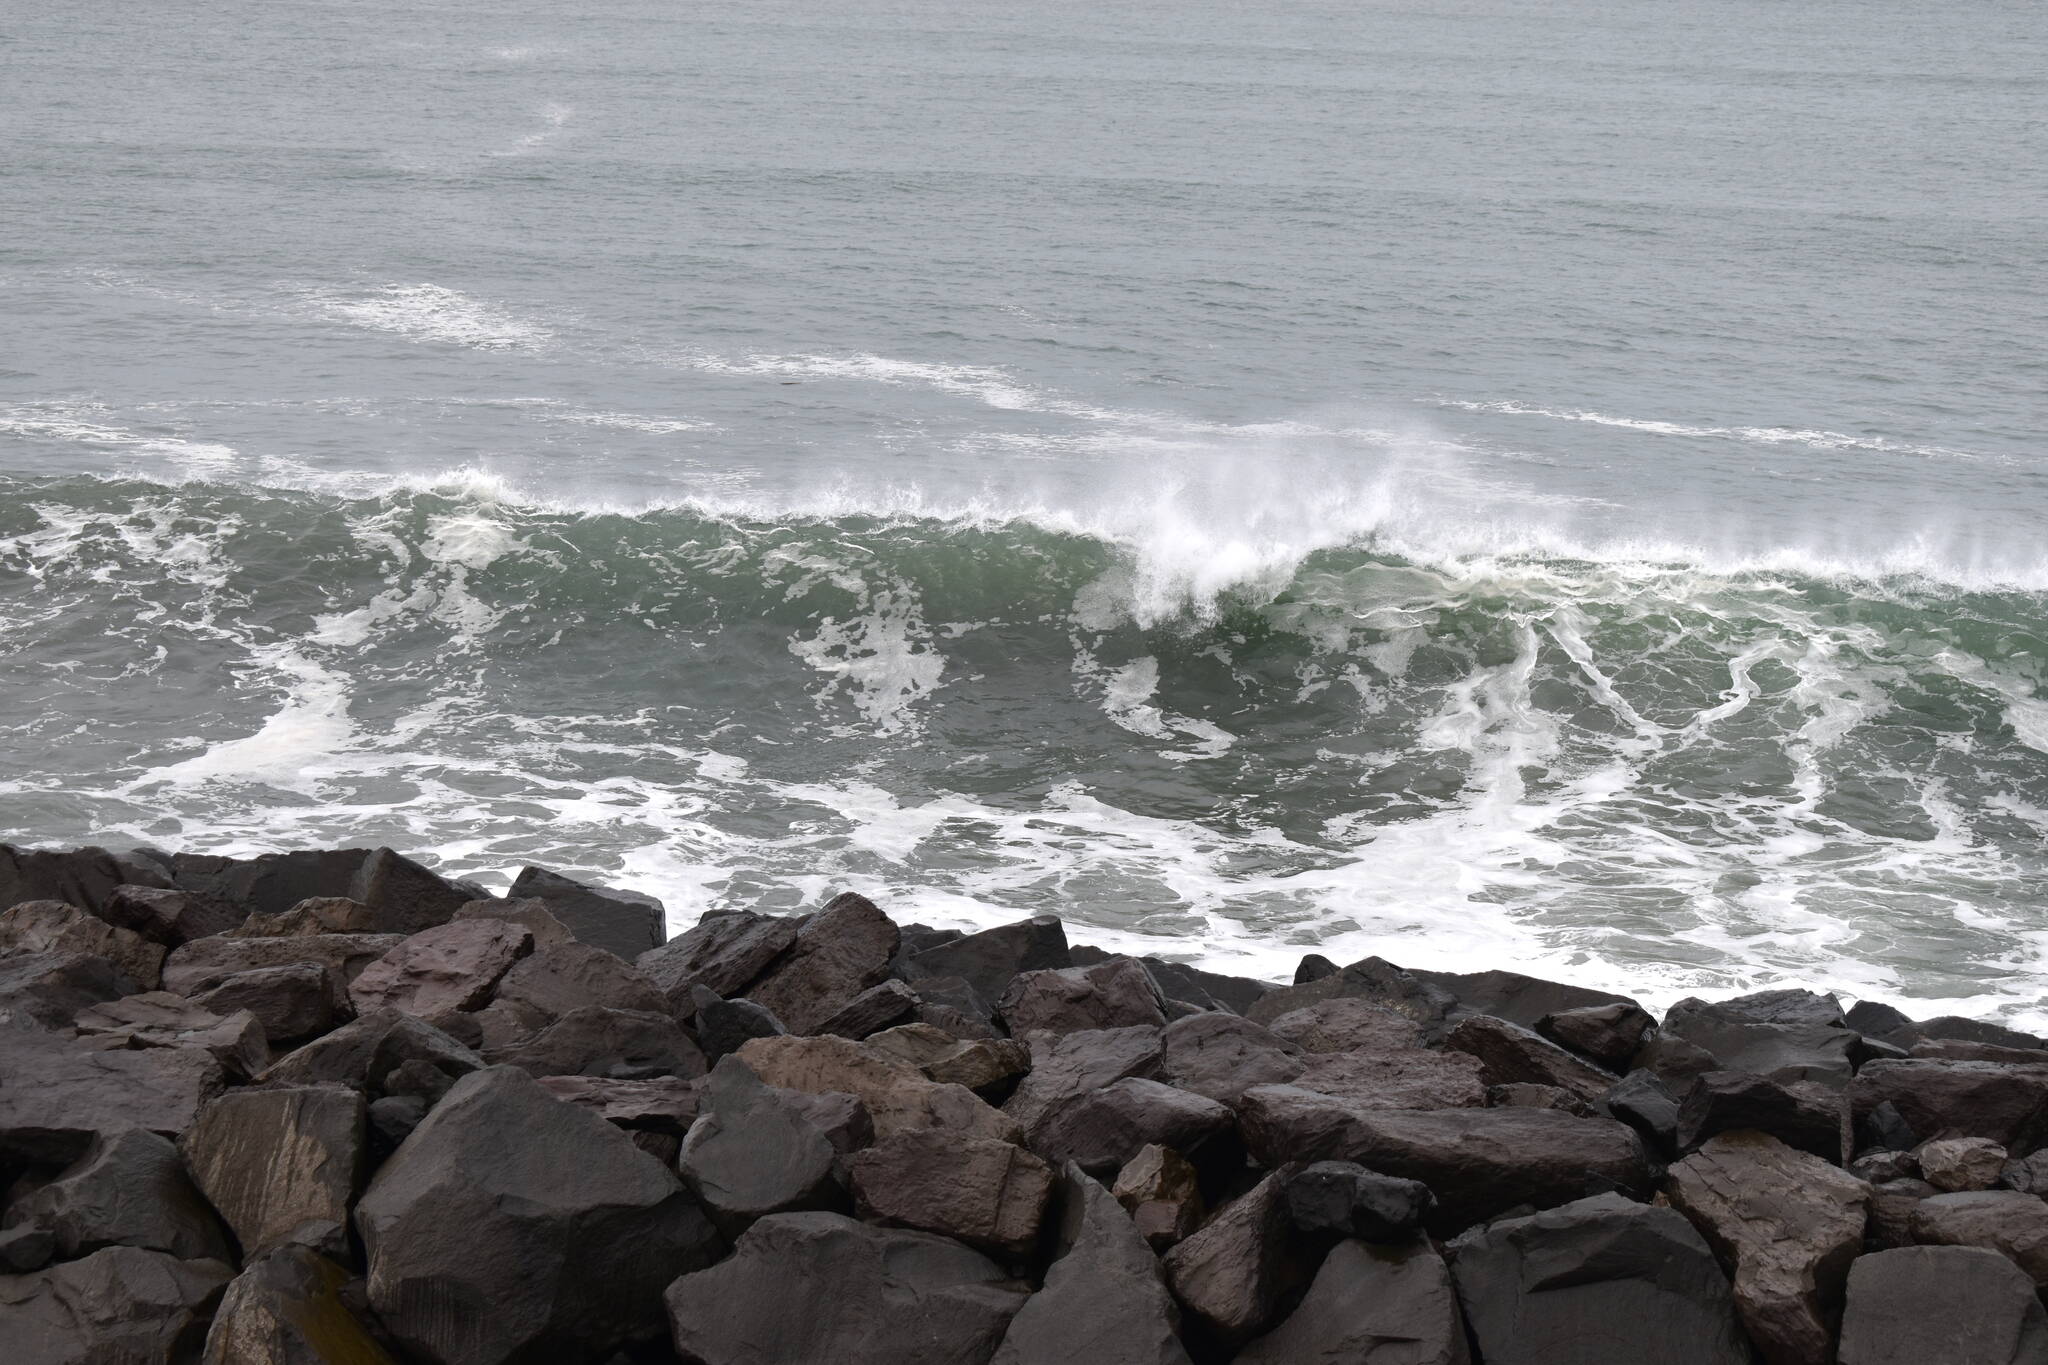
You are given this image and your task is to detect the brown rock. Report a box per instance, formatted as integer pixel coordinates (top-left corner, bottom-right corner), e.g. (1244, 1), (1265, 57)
(1111, 1143), (1205, 1252)
(1537, 1000), (1655, 1069)
(817, 978), (919, 1040)
(1265, 997), (1426, 1054)
(1245, 957), (1458, 1037)
(745, 893), (900, 1034)
(450, 895), (575, 946)
(1917, 1136), (2008, 1192)
(1004, 1026), (1164, 1133)
(0, 844), (174, 916)
(201, 1244), (397, 1365)
(0, 1029), (222, 1164)
(0, 1246), (232, 1365)
(0, 951), (135, 1029)
(1866, 1178), (1938, 1250)
(863, 1022), (1031, 1096)
(1159, 1012), (1303, 1106)
(1446, 1013), (1617, 1102)
(490, 1005), (707, 1080)
(256, 1008), (482, 1096)
(182, 1087), (367, 1262)
(346, 918), (532, 1019)
(535, 1074), (703, 1137)
(73, 991), (268, 1079)
(4, 1127), (232, 1263)
(100, 884), (244, 947)
(0, 900), (165, 991)
(678, 1058), (846, 1236)
(1288, 1048), (1489, 1110)
(188, 964), (347, 1046)
(1836, 1245), (2048, 1365)
(851, 1130), (1054, 1257)
(1032, 1077), (1235, 1180)
(1000, 957), (1167, 1035)
(636, 909), (799, 1018)
(162, 933), (403, 996)
(1851, 1059), (2048, 1150)
(490, 940), (667, 1018)
(738, 1033), (1020, 1142)
(224, 897), (380, 937)
(1910, 1191), (2048, 1289)
(1162, 1163), (1317, 1349)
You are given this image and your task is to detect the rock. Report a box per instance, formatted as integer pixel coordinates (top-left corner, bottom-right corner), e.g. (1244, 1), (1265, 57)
(1706, 988), (1848, 1029)
(1676, 1070), (1846, 1162)
(851, 1130), (1054, 1257)
(0, 951), (134, 1029)
(990, 1163), (1192, 1365)
(1112, 1144), (1205, 1252)
(1265, 997), (1426, 1054)
(1851, 1060), (2048, 1150)
(450, 895), (574, 946)
(491, 1005), (707, 1080)
(1538, 1001), (1655, 1068)
(1910, 1038), (2048, 1064)
(1003, 1026), (1164, 1133)
(188, 964), (347, 1046)
(1238, 1239), (1469, 1365)
(1417, 967), (1636, 1029)
(0, 1029), (222, 1164)
(1918, 1136), (2008, 1192)
(1245, 956), (1457, 1038)
(357, 1066), (719, 1365)
(689, 987), (785, 1063)
(1867, 1177), (1938, 1250)
(1849, 1150), (1918, 1183)
(1031, 1077), (1235, 1179)
(818, 979), (919, 1039)
(1158, 1012), (1303, 1106)
(5, 1127), (231, 1262)
(999, 958), (1167, 1035)
(743, 893), (900, 1034)
(1856, 1098), (1919, 1154)
(536, 1074), (703, 1138)
(1445, 1014), (1618, 1102)
(1665, 1131), (1869, 1365)
(257, 1008), (482, 1095)
(162, 933), (404, 996)
(97, 884), (244, 947)
(737, 1033), (1019, 1142)
(202, 1245), (398, 1365)
(223, 897), (382, 938)
(665, 1210), (1028, 1365)
(345, 918), (532, 1019)
(0, 1224), (54, 1272)
(1282, 1160), (1434, 1242)
(636, 911), (799, 1018)
(182, 1087), (366, 1262)
(907, 915), (1071, 1010)
(1602, 1068), (1682, 1153)
(489, 940), (668, 1019)
(1488, 1082), (1592, 1114)
(1237, 1087), (1651, 1231)
(1161, 1163), (1316, 1350)
(0, 900), (166, 990)
(1294, 953), (1339, 984)
(2001, 1150), (2048, 1196)
(1141, 957), (1269, 1017)
(170, 847), (469, 935)
(0, 844), (171, 916)
(367, 1095), (426, 1153)
(864, 1023), (1031, 1096)
(1909, 1191), (2048, 1289)
(0, 1246), (232, 1365)
(1662, 997), (1857, 1087)
(1836, 1245), (2048, 1365)
(1286, 1047), (1489, 1110)
(505, 865), (664, 960)
(1631, 1030), (1724, 1087)
(73, 991), (268, 1079)
(678, 1058), (845, 1236)
(910, 976), (1003, 1038)
(1447, 1192), (1749, 1365)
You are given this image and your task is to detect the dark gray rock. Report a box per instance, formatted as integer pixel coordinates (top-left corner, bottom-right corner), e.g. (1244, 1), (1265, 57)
(367, 1094), (427, 1154)
(636, 911), (799, 1019)
(508, 865), (665, 961)
(1488, 1082), (1592, 1114)
(907, 915), (1070, 1011)
(1445, 1013), (1618, 1102)
(98, 884), (244, 948)
(162, 933), (404, 997)
(990, 1163), (1191, 1365)
(909, 975), (1002, 1038)
(1845, 999), (1915, 1040)
(357, 1065), (719, 1365)
(1538, 1001), (1655, 1069)
(1662, 997), (1857, 1087)
(0, 951), (135, 1030)
(1003, 1025), (1165, 1134)
(1158, 1012), (1302, 1106)
(1910, 1038), (2048, 1064)
(1112, 1144), (1205, 1252)
(677, 1058), (843, 1237)
(818, 978), (919, 1039)
(73, 991), (268, 1080)
(0, 1029), (222, 1164)
(1704, 988), (1847, 1029)
(863, 1023), (1031, 1097)
(1140, 957), (1270, 1016)
(257, 1008), (483, 1096)
(689, 987), (784, 1063)
(1856, 1098), (1919, 1154)
(0, 1246), (231, 1365)
(201, 1244), (398, 1365)
(1000, 957), (1168, 1035)
(451, 895), (575, 947)
(1265, 997), (1427, 1054)
(0, 844), (172, 916)
(744, 893), (900, 1035)
(1837, 1245), (2048, 1365)
(0, 1224), (54, 1272)
(1031, 1077), (1236, 1180)
(183, 1087), (366, 1262)
(2000, 1150), (2048, 1196)
(536, 1074), (703, 1140)
(491, 1005), (708, 1080)
(169, 847), (469, 935)
(1293, 954), (1339, 984)
(1601, 1069), (1681, 1154)
(488, 940), (669, 1019)
(0, 900), (166, 991)
(1238, 1239), (1468, 1365)
(1630, 1029), (1723, 1088)
(1909, 1191), (2048, 1289)
(1851, 1060), (2048, 1150)
(345, 918), (532, 1019)
(1677, 1070), (1846, 1162)
(1867, 1177), (1939, 1251)
(851, 1130), (1054, 1257)
(4, 1127), (231, 1262)
(1161, 1163), (1317, 1350)
(1284, 1047), (1491, 1111)
(189, 963), (347, 1046)
(224, 897), (382, 938)
(665, 1211), (1027, 1365)
(1244, 957), (1457, 1041)
(1282, 1160), (1434, 1242)
(1414, 967), (1636, 1029)
(1448, 1192), (1749, 1365)
(736, 1034), (1018, 1142)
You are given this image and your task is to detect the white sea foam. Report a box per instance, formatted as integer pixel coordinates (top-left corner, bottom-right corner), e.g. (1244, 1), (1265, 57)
(1431, 397), (1986, 463)
(303, 283), (554, 351)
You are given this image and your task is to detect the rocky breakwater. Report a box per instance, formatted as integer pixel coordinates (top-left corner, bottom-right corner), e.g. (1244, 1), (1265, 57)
(3, 842), (2048, 1364)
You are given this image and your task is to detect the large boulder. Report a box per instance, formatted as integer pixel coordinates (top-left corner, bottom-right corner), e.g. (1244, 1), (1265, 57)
(1676, 1070), (1846, 1162)
(744, 894), (901, 1034)
(0, 900), (166, 991)
(0, 844), (173, 916)
(999, 958), (1167, 1035)
(0, 1246), (231, 1365)
(489, 1005), (707, 1080)
(345, 918), (532, 1019)
(1836, 1245), (2048, 1365)
(1112, 1144), (1205, 1252)
(1415, 967), (1635, 1029)
(1282, 1160), (1434, 1243)
(636, 910), (798, 1019)
(168, 847), (469, 935)
(1030, 1077), (1235, 1181)
(991, 1163), (1191, 1365)
(356, 1066), (719, 1364)
(817, 979), (919, 1039)
(1447, 1192), (1749, 1365)
(1266, 998), (1428, 1054)
(4, 1127), (232, 1263)
(257, 1009), (482, 1096)
(201, 1245), (398, 1365)
(1285, 1048), (1489, 1110)
(98, 884), (243, 947)
(1244, 957), (1457, 1038)
(486, 940), (668, 1019)
(1161, 1163), (1316, 1350)
(161, 933), (403, 997)
(1909, 1191), (2048, 1289)
(1159, 1012), (1303, 1106)
(1850, 1060), (2048, 1150)
(188, 964), (347, 1047)
(535, 1074), (703, 1139)
(737, 1034), (1019, 1142)
(72, 992), (268, 1080)
(1662, 997), (1856, 1087)
(1238, 1087), (1650, 1231)
(864, 1023), (1031, 1097)
(1537, 1001), (1656, 1068)
(851, 1130), (1054, 1257)
(1665, 1131), (1869, 1365)
(1918, 1136), (2008, 1192)
(1003, 1026), (1164, 1133)
(0, 951), (135, 1030)
(665, 1211), (1028, 1365)
(0, 1029), (222, 1164)
(907, 915), (1070, 1010)
(182, 1087), (366, 1262)
(506, 865), (665, 961)
(676, 1058), (844, 1236)
(1237, 1239), (1468, 1365)
(690, 987), (786, 1063)
(1444, 1014), (1617, 1102)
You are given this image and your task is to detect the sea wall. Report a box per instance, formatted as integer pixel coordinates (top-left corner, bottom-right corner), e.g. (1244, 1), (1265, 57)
(2, 842), (2045, 1364)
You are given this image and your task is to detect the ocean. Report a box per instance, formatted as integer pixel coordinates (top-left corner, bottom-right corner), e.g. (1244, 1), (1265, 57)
(4, 0), (2045, 1022)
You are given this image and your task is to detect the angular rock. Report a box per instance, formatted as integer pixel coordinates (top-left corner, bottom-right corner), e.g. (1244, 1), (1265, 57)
(1032, 1077), (1235, 1179)
(1112, 1144), (1205, 1252)
(1909, 1191), (2048, 1288)
(1238, 1087), (1651, 1231)
(637, 910), (799, 1019)
(98, 884), (245, 947)
(491, 1005), (707, 1080)
(1, 844), (171, 916)
(346, 918), (531, 1019)
(73, 991), (267, 1079)
(852, 1129), (1054, 1257)
(1445, 1013), (1618, 1102)
(689, 986), (785, 1063)
(357, 1066), (719, 1365)
(1837, 1245), (2048, 1365)
(0, 1246), (231, 1365)
(162, 933), (403, 997)
(1663, 997), (1857, 1087)
(224, 896), (382, 938)
(1282, 1160), (1434, 1242)
(1239, 1239), (1468, 1365)
(1245, 958), (1457, 1037)
(818, 978), (918, 1039)
(1705, 988), (1848, 1029)
(367, 1095), (426, 1154)
(665, 1211), (1027, 1365)
(1140, 957), (1269, 1017)
(1850, 1060), (2048, 1150)
(189, 964), (347, 1046)
(1159, 1012), (1303, 1106)
(1418, 967), (1635, 1029)
(0, 951), (134, 1029)
(0, 1029), (222, 1164)
(489, 940), (668, 1019)
(0, 900), (166, 990)
(1448, 1192), (1749, 1365)
(1003, 1026), (1164, 1133)
(1631, 1029), (1724, 1087)
(183, 1087), (366, 1261)
(5, 1127), (232, 1262)
(907, 914), (1071, 1010)
(1849, 1149), (1919, 1183)
(1294, 953), (1339, 984)
(1856, 1098), (1920, 1154)
(1161, 1164), (1316, 1350)
(507, 865), (665, 961)
(864, 1022), (1031, 1096)
(1910, 1037), (2048, 1064)
(0, 1224), (54, 1272)
(991, 1162), (1192, 1365)
(201, 1245), (397, 1365)
(1665, 1130), (1869, 1365)
(678, 1058), (845, 1236)
(257, 1009), (482, 1096)
(738, 1033), (1019, 1142)
(1488, 1081), (1592, 1113)
(1677, 1070), (1846, 1162)
(744, 893), (900, 1034)
(450, 895), (574, 946)
(1867, 1177), (1938, 1250)
(1601, 1068), (1682, 1154)
(1287, 1047), (1489, 1110)
(2001, 1150), (2048, 1196)
(910, 975), (1003, 1038)
(1919, 1136), (2008, 1192)
(536, 1074), (703, 1138)
(170, 847), (468, 935)
(1000, 957), (1167, 1035)
(1265, 997), (1426, 1054)
(1538, 1000), (1655, 1069)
